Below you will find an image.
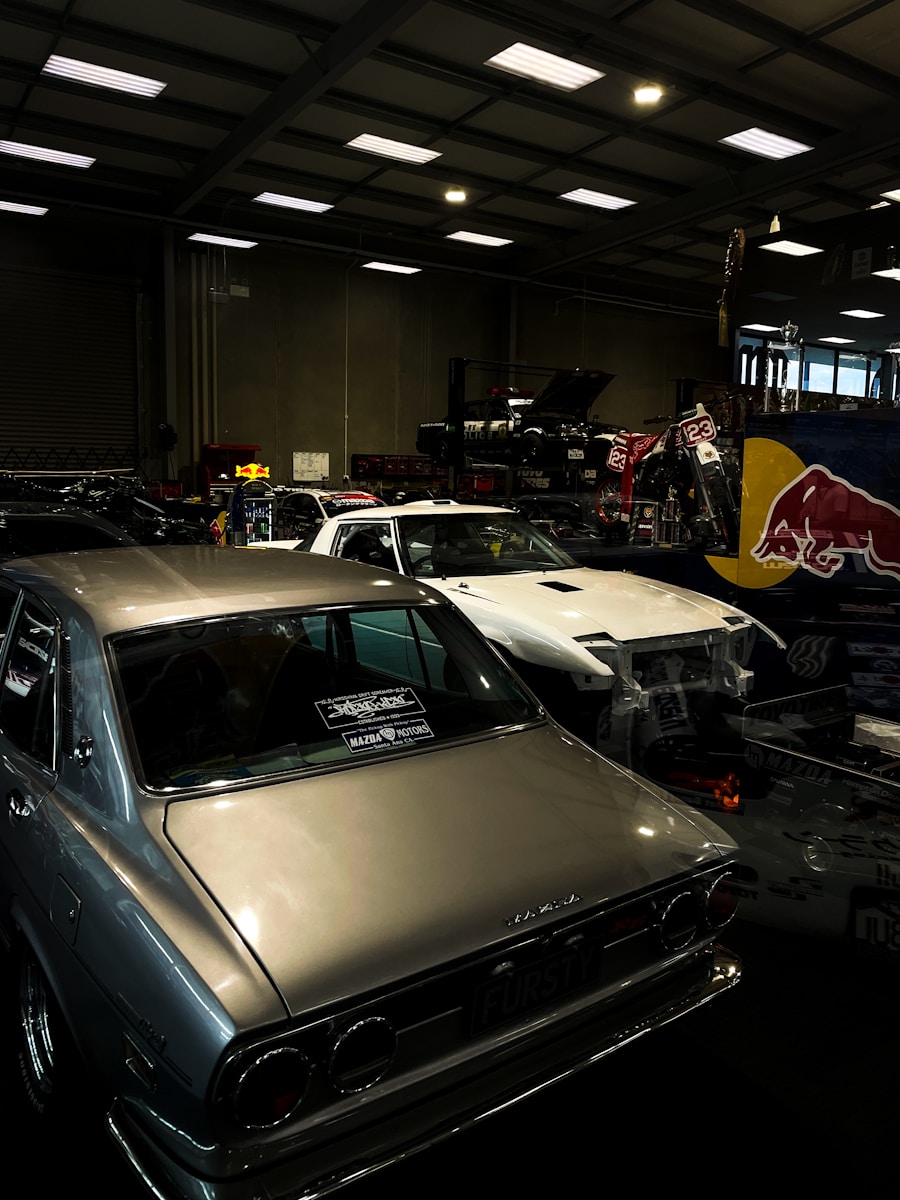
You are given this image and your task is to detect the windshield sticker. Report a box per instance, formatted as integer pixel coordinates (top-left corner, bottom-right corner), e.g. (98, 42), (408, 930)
(344, 717), (434, 754)
(316, 687), (424, 729)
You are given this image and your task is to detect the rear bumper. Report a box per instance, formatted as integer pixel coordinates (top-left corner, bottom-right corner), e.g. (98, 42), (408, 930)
(107, 943), (740, 1200)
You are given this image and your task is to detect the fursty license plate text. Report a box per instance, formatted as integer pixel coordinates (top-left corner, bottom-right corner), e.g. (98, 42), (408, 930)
(470, 938), (603, 1035)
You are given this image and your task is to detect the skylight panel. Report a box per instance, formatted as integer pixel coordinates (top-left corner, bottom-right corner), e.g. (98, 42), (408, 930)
(0, 140), (94, 168)
(346, 135), (440, 165)
(41, 54), (166, 98)
(253, 192), (332, 213)
(485, 43), (603, 91)
(446, 231), (513, 246)
(720, 128), (813, 160)
(559, 188), (635, 210)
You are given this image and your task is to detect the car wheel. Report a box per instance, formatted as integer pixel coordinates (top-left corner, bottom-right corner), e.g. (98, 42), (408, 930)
(516, 433), (545, 466)
(594, 476), (623, 526)
(17, 948), (77, 1118)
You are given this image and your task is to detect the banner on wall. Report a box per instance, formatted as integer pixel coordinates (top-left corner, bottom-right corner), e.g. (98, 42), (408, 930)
(703, 411), (900, 716)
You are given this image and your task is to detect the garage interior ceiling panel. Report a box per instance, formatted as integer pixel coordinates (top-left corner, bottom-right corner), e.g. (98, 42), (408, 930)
(3, 0), (900, 340)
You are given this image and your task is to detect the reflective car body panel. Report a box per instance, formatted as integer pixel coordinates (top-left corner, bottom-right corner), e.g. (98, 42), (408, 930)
(0, 545), (739, 1200)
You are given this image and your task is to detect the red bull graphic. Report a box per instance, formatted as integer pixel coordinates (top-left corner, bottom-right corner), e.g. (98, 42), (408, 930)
(235, 462), (270, 480)
(752, 464), (900, 581)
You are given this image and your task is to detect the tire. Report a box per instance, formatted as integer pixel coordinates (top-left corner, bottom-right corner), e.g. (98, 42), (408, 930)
(17, 947), (78, 1119)
(594, 475), (623, 526)
(516, 433), (545, 466)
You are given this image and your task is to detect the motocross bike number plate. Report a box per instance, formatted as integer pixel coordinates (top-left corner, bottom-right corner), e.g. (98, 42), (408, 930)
(679, 412), (717, 446)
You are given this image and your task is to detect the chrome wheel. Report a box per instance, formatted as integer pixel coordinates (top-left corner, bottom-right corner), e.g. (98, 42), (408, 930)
(18, 951), (62, 1115)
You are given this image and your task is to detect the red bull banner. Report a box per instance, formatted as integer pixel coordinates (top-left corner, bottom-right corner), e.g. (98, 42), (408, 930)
(751, 464), (900, 581)
(699, 411), (900, 719)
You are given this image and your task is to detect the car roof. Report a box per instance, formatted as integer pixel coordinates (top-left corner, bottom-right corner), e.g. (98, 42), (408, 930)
(0, 544), (438, 638)
(329, 500), (509, 520)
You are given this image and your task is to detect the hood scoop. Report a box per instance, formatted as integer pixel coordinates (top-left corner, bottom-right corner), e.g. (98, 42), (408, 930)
(537, 580), (583, 592)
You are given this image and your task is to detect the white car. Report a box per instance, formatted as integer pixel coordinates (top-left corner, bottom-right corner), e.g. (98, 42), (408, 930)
(301, 500), (782, 771)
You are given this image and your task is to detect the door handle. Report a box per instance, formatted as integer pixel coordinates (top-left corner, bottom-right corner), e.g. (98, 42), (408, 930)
(7, 788), (33, 821)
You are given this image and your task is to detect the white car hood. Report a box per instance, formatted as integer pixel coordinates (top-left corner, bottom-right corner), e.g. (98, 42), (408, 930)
(427, 566), (758, 643)
(165, 725), (734, 1017)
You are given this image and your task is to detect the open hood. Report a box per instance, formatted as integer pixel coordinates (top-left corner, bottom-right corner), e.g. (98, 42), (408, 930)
(524, 369), (616, 422)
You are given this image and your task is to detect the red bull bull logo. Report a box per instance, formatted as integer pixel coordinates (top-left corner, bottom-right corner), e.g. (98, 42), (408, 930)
(235, 462), (269, 480)
(752, 464), (900, 581)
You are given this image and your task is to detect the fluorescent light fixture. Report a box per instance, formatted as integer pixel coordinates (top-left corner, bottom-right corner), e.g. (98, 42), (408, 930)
(188, 233), (257, 249)
(0, 139), (94, 168)
(887, 341), (900, 354)
(253, 192), (332, 213)
(0, 200), (48, 216)
(720, 128), (813, 159)
(41, 54), (166, 98)
(634, 83), (663, 104)
(444, 186), (467, 203)
(871, 267), (900, 280)
(485, 43), (603, 91)
(361, 261), (421, 274)
(760, 239), (822, 257)
(869, 200), (891, 210)
(559, 188), (635, 210)
(346, 134), (440, 165)
(819, 337), (854, 344)
(446, 231), (513, 247)
(840, 309), (885, 319)
(741, 324), (780, 332)
(880, 189), (900, 203)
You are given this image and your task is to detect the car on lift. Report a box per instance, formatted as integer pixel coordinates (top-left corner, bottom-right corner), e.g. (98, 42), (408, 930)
(415, 369), (620, 468)
(300, 499), (783, 771)
(0, 544), (740, 1200)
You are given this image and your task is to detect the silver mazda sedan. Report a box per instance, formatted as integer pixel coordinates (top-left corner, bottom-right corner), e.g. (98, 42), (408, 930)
(0, 545), (740, 1200)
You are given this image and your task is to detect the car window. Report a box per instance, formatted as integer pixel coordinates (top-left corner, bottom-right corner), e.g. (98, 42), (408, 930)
(0, 515), (128, 558)
(395, 512), (578, 576)
(333, 522), (398, 571)
(113, 603), (539, 791)
(0, 598), (58, 767)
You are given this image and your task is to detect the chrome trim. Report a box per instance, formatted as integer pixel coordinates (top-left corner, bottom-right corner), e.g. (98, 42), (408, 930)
(328, 1016), (397, 1095)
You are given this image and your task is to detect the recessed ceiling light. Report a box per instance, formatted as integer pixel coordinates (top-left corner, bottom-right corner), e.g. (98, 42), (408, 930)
(0, 139), (94, 168)
(819, 337), (855, 344)
(559, 188), (635, 210)
(444, 186), (467, 203)
(720, 128), (813, 160)
(741, 324), (780, 332)
(0, 200), (48, 216)
(361, 261), (421, 274)
(485, 43), (603, 91)
(252, 192), (332, 213)
(880, 189), (900, 203)
(446, 231), (513, 247)
(41, 54), (166, 98)
(840, 309), (885, 319)
(188, 233), (257, 248)
(346, 134), (440, 165)
(634, 83), (663, 104)
(760, 240), (822, 256)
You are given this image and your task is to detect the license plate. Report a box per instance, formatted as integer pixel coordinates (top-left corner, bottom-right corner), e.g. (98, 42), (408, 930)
(568, 447), (585, 460)
(469, 937), (603, 1035)
(853, 894), (900, 954)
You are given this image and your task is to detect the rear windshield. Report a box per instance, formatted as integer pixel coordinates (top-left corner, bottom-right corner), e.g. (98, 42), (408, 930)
(113, 602), (540, 790)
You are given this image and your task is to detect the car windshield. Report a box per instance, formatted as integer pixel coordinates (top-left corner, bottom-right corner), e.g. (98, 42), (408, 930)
(113, 602), (540, 791)
(394, 511), (578, 577)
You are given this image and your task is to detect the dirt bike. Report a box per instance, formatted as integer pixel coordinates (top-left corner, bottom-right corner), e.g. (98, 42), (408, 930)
(593, 402), (741, 553)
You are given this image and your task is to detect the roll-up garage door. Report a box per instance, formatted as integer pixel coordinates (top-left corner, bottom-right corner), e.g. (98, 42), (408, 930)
(0, 265), (139, 470)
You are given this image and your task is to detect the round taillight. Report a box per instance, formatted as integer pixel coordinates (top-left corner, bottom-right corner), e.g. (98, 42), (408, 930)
(706, 873), (739, 928)
(328, 1017), (397, 1094)
(233, 1046), (311, 1128)
(659, 892), (702, 951)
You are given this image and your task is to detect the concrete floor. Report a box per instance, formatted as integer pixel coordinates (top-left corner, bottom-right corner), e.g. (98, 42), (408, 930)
(4, 919), (896, 1198)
